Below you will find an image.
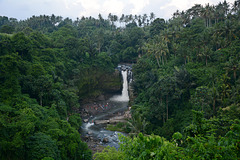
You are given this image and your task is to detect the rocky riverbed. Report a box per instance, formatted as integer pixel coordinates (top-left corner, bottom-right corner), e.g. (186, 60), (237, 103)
(78, 68), (132, 154)
(79, 101), (131, 154)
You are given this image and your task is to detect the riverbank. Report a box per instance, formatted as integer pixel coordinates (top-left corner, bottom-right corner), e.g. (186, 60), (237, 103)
(78, 68), (133, 154)
(79, 101), (130, 154)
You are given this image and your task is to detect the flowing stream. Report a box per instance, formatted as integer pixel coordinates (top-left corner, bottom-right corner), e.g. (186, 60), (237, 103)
(81, 69), (130, 148)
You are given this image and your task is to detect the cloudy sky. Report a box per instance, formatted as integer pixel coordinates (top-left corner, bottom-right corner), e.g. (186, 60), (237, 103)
(0, 0), (236, 20)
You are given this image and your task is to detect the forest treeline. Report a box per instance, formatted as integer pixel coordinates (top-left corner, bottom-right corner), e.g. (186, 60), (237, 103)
(1, 0), (240, 159)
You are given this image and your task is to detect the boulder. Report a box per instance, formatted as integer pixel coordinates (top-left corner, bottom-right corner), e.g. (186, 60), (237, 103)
(83, 119), (89, 123)
(84, 135), (89, 140)
(102, 137), (109, 143)
(88, 131), (92, 135)
(97, 95), (105, 101)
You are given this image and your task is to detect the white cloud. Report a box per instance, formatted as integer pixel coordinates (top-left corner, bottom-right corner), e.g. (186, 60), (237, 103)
(0, 0), (237, 20)
(102, 0), (124, 15)
(68, 0), (101, 17)
(129, 0), (150, 15)
(160, 0), (190, 11)
(78, 0), (100, 10)
(161, 0), (235, 12)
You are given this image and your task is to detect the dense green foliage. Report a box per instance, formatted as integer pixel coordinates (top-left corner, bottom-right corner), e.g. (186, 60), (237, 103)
(131, 0), (240, 139)
(94, 112), (240, 159)
(0, 13), (125, 160)
(1, 0), (240, 159)
(95, 0), (239, 159)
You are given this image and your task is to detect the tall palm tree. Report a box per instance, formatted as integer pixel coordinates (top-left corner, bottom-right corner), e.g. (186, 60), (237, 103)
(124, 15), (130, 25)
(231, 0), (240, 15)
(155, 35), (169, 65)
(129, 14), (133, 23)
(144, 40), (161, 67)
(173, 10), (180, 18)
(142, 14), (148, 26)
(150, 12), (156, 23)
(181, 11), (190, 26)
(224, 56), (240, 81)
(138, 15), (142, 26)
(222, 0), (230, 16)
(188, 4), (202, 19)
(198, 46), (212, 66)
(172, 42), (180, 58)
(201, 3), (214, 27)
(128, 113), (148, 135)
(108, 13), (112, 23)
(113, 15), (118, 26)
(120, 14), (125, 27)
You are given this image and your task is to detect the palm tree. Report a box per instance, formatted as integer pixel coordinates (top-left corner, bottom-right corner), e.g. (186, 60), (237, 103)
(142, 14), (148, 26)
(222, 0), (230, 16)
(224, 56), (240, 81)
(154, 35), (169, 66)
(181, 11), (191, 26)
(231, 0), (240, 15)
(201, 3), (214, 27)
(219, 74), (231, 106)
(128, 113), (148, 135)
(108, 13), (112, 22)
(198, 46), (212, 66)
(210, 83), (219, 115)
(187, 4), (202, 19)
(138, 15), (142, 26)
(113, 15), (118, 25)
(172, 42), (180, 58)
(159, 76), (176, 120)
(216, 2), (225, 22)
(144, 40), (161, 67)
(120, 14), (125, 27)
(150, 12), (155, 23)
(98, 13), (104, 27)
(129, 14), (133, 23)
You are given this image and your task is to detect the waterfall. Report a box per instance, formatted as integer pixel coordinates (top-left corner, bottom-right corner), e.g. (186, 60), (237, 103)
(81, 68), (130, 149)
(110, 71), (129, 102)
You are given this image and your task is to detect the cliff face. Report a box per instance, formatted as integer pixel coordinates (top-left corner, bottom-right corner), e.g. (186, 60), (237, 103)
(101, 70), (122, 94)
(79, 69), (122, 103)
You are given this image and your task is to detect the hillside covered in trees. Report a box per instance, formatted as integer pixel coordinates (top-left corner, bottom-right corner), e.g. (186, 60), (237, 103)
(1, 0), (240, 159)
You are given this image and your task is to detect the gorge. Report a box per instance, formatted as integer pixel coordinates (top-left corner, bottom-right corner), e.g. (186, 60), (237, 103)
(80, 65), (132, 151)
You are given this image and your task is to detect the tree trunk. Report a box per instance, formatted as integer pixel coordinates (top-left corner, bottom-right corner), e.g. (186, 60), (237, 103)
(161, 97), (165, 124)
(40, 96), (43, 106)
(234, 70), (236, 81)
(155, 56), (160, 68)
(213, 97), (216, 115)
(166, 95), (168, 120)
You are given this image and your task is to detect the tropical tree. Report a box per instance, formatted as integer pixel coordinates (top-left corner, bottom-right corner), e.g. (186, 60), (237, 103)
(128, 113), (148, 135)
(224, 56), (240, 81)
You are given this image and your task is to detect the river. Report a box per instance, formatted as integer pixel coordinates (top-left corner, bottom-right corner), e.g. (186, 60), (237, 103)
(80, 68), (131, 149)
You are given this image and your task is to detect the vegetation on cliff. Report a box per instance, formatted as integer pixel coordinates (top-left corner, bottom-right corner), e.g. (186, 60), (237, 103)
(1, 0), (240, 159)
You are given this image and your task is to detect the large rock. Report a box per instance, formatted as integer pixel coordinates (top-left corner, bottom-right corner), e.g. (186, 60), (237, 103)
(97, 95), (105, 101)
(88, 131), (92, 135)
(102, 138), (109, 143)
(83, 119), (89, 123)
(95, 120), (110, 124)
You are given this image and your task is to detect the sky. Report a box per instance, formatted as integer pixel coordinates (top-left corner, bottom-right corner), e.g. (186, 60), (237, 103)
(0, 0), (236, 20)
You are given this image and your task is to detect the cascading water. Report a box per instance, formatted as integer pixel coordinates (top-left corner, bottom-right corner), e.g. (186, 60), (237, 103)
(110, 71), (129, 102)
(81, 66), (131, 148)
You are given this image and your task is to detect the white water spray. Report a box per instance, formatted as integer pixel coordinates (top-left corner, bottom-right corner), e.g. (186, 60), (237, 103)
(85, 122), (94, 130)
(110, 71), (129, 102)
